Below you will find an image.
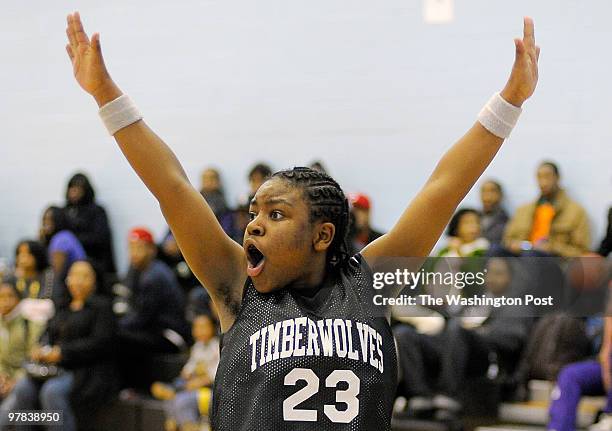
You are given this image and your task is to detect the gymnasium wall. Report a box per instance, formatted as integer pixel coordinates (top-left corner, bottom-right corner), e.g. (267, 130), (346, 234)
(1, 0), (610, 271)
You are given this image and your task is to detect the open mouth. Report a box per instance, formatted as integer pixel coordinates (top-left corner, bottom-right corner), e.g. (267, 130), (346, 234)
(246, 244), (266, 277)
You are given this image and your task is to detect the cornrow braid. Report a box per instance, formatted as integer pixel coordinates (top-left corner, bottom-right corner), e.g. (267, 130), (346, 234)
(272, 167), (351, 270)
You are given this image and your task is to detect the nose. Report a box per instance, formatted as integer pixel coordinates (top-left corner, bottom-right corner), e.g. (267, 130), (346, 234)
(246, 218), (264, 236)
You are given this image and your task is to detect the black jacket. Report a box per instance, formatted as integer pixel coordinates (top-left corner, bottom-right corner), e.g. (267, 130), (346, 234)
(45, 295), (119, 416)
(64, 203), (116, 275)
(121, 259), (190, 341)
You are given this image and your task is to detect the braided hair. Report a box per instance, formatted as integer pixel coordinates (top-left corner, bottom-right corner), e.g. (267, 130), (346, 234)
(272, 167), (351, 270)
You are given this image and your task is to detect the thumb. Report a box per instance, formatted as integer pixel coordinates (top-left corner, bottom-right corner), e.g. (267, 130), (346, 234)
(92, 32), (102, 53)
(514, 38), (525, 59)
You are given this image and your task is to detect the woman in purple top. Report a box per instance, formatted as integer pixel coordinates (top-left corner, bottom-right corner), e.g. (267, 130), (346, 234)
(40, 206), (86, 279)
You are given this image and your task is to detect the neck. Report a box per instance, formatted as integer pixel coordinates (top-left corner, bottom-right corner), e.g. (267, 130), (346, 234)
(70, 299), (85, 310)
(135, 258), (154, 271)
(542, 188), (559, 201)
(19, 268), (38, 279)
(483, 205), (498, 214)
(289, 257), (328, 292)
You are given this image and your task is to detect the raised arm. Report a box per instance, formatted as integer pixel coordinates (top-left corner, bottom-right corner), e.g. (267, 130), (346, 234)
(363, 18), (540, 263)
(65, 12), (245, 330)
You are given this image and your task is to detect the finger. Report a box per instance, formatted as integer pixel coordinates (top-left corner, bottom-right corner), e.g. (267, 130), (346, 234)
(73, 11), (90, 46)
(535, 45), (541, 62)
(514, 38), (525, 59)
(523, 17), (535, 48)
(66, 15), (78, 51)
(91, 32), (102, 53)
(65, 44), (75, 62)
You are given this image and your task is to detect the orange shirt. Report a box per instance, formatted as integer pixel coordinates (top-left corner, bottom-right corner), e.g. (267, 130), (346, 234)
(529, 202), (555, 243)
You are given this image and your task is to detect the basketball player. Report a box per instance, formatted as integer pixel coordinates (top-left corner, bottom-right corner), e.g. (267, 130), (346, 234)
(64, 13), (539, 430)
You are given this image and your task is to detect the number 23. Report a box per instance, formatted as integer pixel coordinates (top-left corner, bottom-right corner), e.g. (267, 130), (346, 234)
(283, 368), (360, 423)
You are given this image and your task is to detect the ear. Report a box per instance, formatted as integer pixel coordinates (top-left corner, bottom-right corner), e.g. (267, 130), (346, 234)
(313, 222), (336, 253)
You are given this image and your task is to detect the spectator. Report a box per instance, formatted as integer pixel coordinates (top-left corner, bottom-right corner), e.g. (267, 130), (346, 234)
(199, 167), (235, 238)
(40, 206), (86, 281)
(598, 207), (611, 257)
(11, 241), (54, 300)
(64, 172), (116, 276)
(158, 231), (200, 293)
(9, 240), (56, 322)
(118, 227), (190, 390)
(235, 162), (273, 240)
(480, 180), (509, 245)
(233, 202), (251, 246)
(438, 208), (489, 258)
(247, 163), (272, 200)
(347, 193), (384, 252)
(548, 317), (612, 430)
(151, 314), (220, 431)
(159, 167), (238, 292)
(394, 258), (532, 421)
(420, 209), (489, 313)
(7, 260), (118, 431)
(0, 280), (44, 413)
(503, 161), (591, 257)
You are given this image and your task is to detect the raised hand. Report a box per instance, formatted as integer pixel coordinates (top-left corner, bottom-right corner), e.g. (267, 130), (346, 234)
(500, 17), (541, 107)
(65, 12), (119, 104)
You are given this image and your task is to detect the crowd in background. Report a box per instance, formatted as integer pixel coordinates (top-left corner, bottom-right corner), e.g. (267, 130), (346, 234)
(0, 158), (610, 431)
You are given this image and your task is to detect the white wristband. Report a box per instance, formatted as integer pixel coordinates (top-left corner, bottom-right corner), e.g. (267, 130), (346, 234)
(98, 94), (143, 135)
(477, 93), (522, 139)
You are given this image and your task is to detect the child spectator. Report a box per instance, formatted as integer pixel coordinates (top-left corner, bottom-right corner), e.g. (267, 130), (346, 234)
(439, 208), (489, 258)
(151, 314), (220, 431)
(423, 209), (489, 312)
(63, 172), (116, 276)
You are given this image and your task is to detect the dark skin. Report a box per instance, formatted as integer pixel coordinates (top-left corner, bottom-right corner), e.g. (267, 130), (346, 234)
(245, 178), (335, 294)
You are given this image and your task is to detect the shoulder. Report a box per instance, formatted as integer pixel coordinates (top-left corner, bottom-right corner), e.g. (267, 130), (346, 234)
(92, 203), (109, 218)
(562, 195), (587, 215)
(496, 207), (510, 220)
(514, 202), (536, 215)
(49, 230), (77, 249)
(340, 253), (375, 283)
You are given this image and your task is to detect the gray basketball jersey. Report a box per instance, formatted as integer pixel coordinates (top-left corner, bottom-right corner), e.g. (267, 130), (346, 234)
(210, 254), (398, 431)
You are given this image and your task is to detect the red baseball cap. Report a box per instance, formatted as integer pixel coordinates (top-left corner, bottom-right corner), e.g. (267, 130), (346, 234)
(128, 227), (155, 244)
(348, 193), (371, 210)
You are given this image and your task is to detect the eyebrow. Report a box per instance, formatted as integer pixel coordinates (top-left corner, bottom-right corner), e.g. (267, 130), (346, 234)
(250, 198), (294, 207)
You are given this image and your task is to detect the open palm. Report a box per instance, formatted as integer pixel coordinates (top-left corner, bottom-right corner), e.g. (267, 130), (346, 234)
(502, 17), (541, 106)
(65, 12), (112, 98)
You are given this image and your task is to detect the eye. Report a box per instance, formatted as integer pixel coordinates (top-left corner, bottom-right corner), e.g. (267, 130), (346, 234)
(248, 211), (257, 221)
(270, 210), (284, 220)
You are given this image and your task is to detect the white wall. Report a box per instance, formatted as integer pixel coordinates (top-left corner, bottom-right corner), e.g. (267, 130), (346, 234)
(1, 0), (610, 272)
